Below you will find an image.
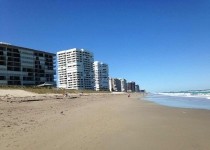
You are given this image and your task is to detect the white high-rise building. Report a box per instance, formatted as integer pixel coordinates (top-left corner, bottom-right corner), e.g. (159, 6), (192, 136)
(93, 61), (109, 91)
(120, 78), (127, 92)
(57, 48), (94, 90)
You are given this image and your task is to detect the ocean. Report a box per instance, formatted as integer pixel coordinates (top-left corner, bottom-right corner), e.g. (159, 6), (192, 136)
(145, 89), (210, 110)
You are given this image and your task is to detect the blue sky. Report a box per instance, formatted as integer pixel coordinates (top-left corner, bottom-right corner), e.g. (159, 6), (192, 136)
(0, 0), (210, 92)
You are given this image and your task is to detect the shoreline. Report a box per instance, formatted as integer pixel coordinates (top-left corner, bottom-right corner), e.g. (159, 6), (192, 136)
(1, 90), (210, 150)
(144, 94), (210, 111)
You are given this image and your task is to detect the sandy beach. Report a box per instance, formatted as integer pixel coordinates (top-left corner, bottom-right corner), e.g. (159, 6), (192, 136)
(1, 90), (210, 150)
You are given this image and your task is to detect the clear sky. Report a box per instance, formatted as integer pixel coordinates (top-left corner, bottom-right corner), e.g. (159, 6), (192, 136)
(0, 0), (210, 92)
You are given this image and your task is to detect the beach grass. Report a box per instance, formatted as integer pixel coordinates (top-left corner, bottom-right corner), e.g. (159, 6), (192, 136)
(0, 85), (110, 94)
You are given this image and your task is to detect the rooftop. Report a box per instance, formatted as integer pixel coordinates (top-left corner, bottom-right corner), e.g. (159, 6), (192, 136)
(0, 42), (55, 56)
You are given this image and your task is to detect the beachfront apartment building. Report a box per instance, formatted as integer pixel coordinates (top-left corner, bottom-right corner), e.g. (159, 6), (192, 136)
(109, 79), (140, 93)
(109, 78), (128, 92)
(127, 81), (136, 92)
(135, 84), (140, 92)
(93, 61), (109, 91)
(0, 42), (55, 86)
(120, 78), (127, 92)
(109, 78), (121, 92)
(57, 48), (95, 90)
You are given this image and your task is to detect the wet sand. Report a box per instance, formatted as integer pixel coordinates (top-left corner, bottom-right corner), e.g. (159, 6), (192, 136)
(1, 91), (210, 150)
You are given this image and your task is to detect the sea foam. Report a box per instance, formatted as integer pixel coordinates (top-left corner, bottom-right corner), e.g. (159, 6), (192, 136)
(158, 89), (210, 100)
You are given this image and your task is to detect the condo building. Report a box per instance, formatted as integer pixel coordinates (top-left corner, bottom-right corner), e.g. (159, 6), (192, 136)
(93, 61), (109, 91)
(127, 81), (136, 92)
(57, 48), (94, 90)
(0, 42), (55, 86)
(109, 78), (121, 92)
(135, 84), (140, 92)
(120, 78), (127, 92)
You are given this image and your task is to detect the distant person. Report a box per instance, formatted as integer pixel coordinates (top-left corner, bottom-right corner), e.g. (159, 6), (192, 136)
(79, 92), (83, 96)
(128, 94), (130, 97)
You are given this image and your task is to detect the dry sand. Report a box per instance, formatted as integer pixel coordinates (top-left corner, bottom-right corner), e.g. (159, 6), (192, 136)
(0, 89), (38, 97)
(0, 90), (210, 150)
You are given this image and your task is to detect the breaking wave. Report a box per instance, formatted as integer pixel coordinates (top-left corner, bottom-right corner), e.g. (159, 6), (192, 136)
(158, 89), (210, 99)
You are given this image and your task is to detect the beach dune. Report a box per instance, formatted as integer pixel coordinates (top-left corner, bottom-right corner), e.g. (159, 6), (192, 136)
(0, 90), (210, 150)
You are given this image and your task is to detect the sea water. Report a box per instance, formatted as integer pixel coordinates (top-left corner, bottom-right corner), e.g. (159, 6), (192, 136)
(145, 90), (210, 110)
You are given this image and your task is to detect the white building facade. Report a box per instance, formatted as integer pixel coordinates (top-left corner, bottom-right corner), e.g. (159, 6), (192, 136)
(93, 61), (109, 91)
(109, 78), (121, 92)
(120, 78), (127, 92)
(57, 48), (94, 90)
